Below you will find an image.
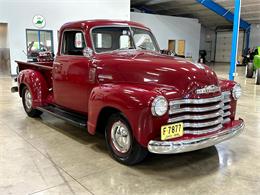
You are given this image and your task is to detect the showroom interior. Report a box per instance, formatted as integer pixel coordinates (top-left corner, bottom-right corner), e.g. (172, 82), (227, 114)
(0, 0), (260, 194)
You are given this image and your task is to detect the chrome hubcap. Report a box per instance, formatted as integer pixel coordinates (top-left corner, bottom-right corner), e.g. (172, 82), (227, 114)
(111, 121), (131, 153)
(25, 89), (32, 110)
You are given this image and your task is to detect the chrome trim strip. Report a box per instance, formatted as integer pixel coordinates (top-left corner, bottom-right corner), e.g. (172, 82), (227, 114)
(169, 103), (223, 114)
(169, 95), (222, 105)
(184, 124), (223, 135)
(147, 120), (244, 154)
(168, 110), (224, 123)
(183, 117), (223, 128)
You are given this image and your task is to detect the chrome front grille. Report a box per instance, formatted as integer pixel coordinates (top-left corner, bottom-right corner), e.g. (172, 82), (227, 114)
(168, 91), (232, 135)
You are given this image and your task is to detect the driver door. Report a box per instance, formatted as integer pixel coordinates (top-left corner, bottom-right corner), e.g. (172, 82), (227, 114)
(53, 29), (93, 113)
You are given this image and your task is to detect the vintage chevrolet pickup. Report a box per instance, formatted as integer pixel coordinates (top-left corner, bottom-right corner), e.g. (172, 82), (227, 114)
(12, 20), (244, 165)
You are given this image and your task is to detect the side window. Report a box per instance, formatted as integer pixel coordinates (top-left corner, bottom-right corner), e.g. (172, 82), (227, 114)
(61, 30), (86, 55)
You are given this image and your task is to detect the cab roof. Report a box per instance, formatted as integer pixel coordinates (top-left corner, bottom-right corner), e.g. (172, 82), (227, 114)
(60, 19), (150, 31)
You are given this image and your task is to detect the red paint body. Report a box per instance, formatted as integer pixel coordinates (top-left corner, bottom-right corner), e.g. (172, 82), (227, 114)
(16, 20), (242, 148)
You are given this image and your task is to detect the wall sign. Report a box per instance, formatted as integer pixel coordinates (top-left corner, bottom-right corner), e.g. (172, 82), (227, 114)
(32, 15), (46, 28)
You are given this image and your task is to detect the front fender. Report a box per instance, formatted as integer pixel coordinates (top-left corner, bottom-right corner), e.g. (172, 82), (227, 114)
(18, 69), (49, 108)
(218, 78), (236, 91)
(87, 83), (162, 145)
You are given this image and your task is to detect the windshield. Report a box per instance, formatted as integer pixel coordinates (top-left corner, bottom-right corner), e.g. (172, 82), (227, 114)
(91, 26), (159, 53)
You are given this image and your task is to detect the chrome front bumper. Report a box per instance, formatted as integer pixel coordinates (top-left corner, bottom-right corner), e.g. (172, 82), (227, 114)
(148, 119), (245, 154)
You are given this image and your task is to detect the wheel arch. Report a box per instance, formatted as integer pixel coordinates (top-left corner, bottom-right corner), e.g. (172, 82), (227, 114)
(18, 69), (49, 108)
(95, 106), (123, 134)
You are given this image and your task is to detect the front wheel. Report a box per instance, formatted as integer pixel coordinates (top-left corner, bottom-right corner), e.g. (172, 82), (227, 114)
(22, 87), (42, 117)
(105, 113), (147, 165)
(245, 62), (254, 78)
(256, 69), (260, 85)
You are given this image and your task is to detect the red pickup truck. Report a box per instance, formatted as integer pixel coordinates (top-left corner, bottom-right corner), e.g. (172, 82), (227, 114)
(13, 20), (244, 165)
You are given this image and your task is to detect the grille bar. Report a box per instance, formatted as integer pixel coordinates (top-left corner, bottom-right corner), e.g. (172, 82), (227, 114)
(223, 105), (231, 110)
(183, 117), (223, 128)
(169, 103), (223, 114)
(223, 117), (231, 124)
(223, 111), (231, 117)
(168, 110), (224, 123)
(169, 95), (222, 105)
(223, 99), (231, 103)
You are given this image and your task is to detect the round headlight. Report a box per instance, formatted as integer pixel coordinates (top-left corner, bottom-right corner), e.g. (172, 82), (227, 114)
(151, 96), (168, 116)
(232, 84), (242, 100)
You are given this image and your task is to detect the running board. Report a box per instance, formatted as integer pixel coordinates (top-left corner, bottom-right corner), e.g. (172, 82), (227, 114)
(37, 106), (87, 127)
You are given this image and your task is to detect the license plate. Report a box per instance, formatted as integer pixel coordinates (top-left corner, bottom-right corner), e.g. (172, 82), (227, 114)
(161, 122), (184, 140)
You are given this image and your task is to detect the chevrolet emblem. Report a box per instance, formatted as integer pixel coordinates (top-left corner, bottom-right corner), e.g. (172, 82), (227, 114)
(196, 85), (220, 94)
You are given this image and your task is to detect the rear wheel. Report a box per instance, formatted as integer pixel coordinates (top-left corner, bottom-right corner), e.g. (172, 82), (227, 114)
(22, 87), (42, 117)
(245, 62), (254, 78)
(105, 113), (147, 165)
(256, 69), (260, 85)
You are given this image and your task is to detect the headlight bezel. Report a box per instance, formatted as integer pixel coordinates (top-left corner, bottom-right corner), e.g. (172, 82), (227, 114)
(232, 83), (242, 100)
(151, 96), (168, 117)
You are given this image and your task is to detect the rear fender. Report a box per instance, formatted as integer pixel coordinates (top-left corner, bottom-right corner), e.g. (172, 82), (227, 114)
(18, 69), (49, 108)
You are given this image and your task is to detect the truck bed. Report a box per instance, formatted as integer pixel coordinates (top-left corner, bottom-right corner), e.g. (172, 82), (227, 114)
(16, 60), (53, 71)
(16, 60), (53, 88)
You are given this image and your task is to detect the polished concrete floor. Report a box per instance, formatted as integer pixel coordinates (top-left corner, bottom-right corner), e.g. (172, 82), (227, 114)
(0, 63), (260, 195)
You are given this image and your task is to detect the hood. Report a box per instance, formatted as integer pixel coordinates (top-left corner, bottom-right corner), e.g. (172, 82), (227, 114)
(94, 50), (219, 97)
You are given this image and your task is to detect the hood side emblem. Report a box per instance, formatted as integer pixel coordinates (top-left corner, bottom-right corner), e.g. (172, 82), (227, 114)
(196, 85), (220, 95)
(98, 74), (113, 81)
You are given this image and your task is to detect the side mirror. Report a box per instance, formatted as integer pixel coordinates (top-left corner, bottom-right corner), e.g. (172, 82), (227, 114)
(83, 47), (93, 58)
